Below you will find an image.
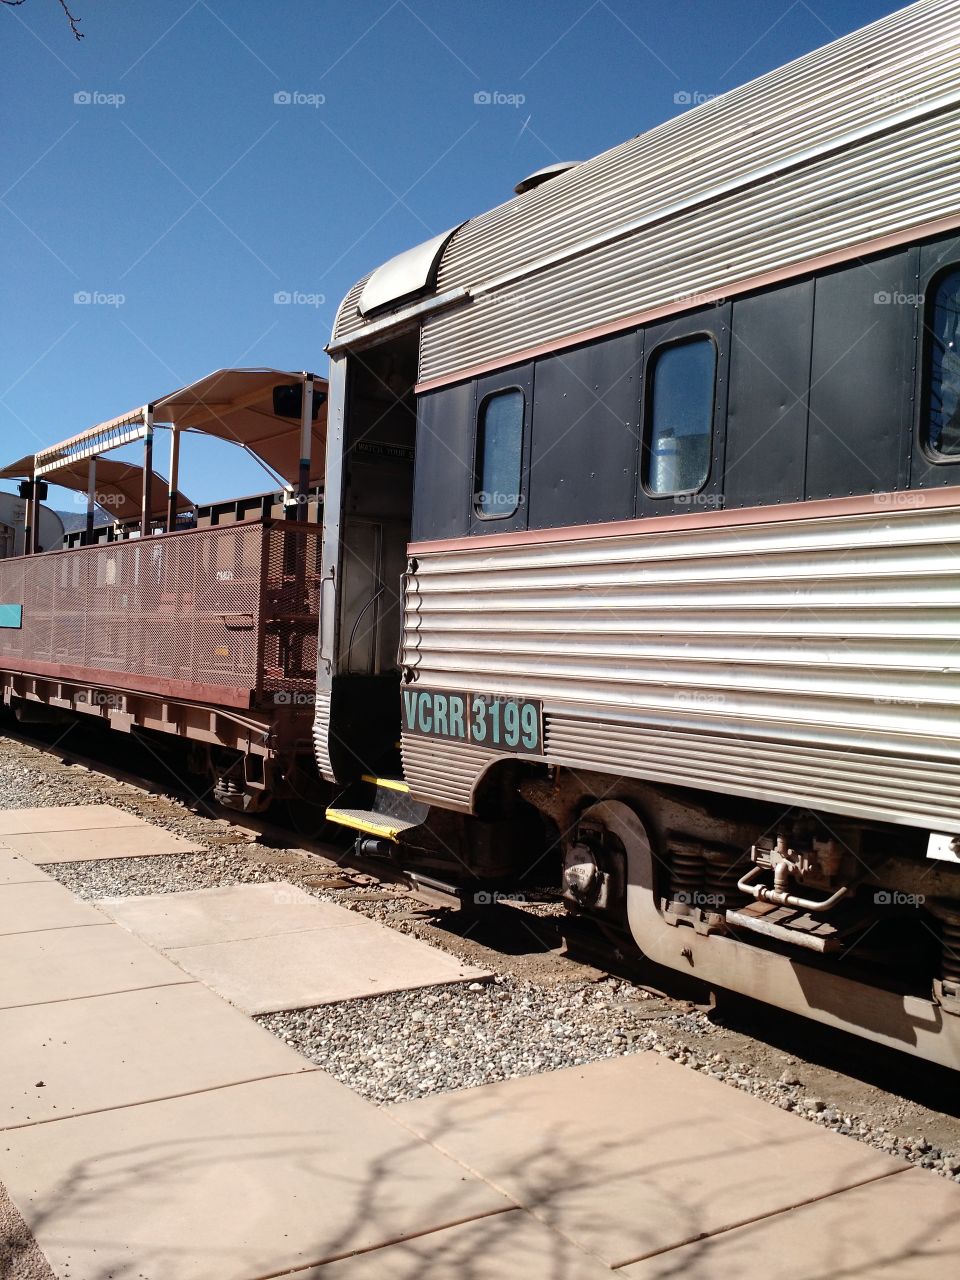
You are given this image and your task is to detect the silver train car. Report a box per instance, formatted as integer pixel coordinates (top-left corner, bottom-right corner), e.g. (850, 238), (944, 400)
(313, 0), (960, 1067)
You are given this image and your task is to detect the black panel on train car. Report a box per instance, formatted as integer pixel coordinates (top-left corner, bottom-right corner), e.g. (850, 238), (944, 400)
(411, 380), (475, 541)
(912, 232), (960, 491)
(805, 249), (917, 499)
(527, 329), (641, 530)
(635, 302), (730, 519)
(469, 363), (534, 536)
(724, 280), (814, 508)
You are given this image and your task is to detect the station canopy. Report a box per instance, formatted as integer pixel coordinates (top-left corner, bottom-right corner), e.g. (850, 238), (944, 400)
(0, 368), (328, 522)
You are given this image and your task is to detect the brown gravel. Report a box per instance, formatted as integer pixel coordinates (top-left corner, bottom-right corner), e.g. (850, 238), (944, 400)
(0, 1185), (55, 1280)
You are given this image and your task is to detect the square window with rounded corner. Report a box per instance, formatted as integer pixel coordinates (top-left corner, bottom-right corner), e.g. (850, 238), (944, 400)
(926, 268), (960, 458)
(475, 388), (524, 519)
(644, 337), (716, 495)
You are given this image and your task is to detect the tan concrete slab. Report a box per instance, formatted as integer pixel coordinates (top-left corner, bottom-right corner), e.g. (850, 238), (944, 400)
(0, 850), (50, 885)
(101, 883), (491, 1012)
(0, 882), (106, 935)
(1, 824), (203, 864)
(0, 983), (315, 1128)
(166, 921), (491, 1013)
(392, 1053), (908, 1269)
(100, 881), (356, 948)
(621, 1166), (960, 1280)
(307, 1210), (611, 1278)
(0, 804), (146, 835)
(0, 923), (193, 1009)
(0, 1072), (512, 1280)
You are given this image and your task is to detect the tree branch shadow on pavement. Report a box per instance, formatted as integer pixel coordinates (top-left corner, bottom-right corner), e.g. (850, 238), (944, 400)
(1, 1079), (959, 1279)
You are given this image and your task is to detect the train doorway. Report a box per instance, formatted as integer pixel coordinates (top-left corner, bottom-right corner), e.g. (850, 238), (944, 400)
(324, 330), (419, 779)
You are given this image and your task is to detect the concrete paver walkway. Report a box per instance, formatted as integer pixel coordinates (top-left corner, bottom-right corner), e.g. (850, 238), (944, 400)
(309, 1212), (613, 1278)
(3, 803), (960, 1280)
(391, 1052), (910, 1269)
(0, 805), (145, 835)
(0, 816), (510, 1280)
(0, 803), (203, 862)
(2, 1074), (511, 1280)
(0, 880), (105, 935)
(0, 983), (314, 1126)
(100, 882), (492, 1012)
(0, 851), (48, 885)
(0, 916), (192, 1009)
(620, 1165), (960, 1278)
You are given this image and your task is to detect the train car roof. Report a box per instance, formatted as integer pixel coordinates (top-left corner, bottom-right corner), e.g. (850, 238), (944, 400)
(331, 0), (960, 388)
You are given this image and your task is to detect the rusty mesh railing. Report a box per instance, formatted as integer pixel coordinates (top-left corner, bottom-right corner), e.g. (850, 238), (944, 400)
(259, 521), (323, 707)
(0, 521), (323, 710)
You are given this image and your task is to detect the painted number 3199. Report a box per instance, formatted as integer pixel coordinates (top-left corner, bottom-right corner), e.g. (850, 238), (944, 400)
(402, 687), (543, 754)
(470, 694), (539, 750)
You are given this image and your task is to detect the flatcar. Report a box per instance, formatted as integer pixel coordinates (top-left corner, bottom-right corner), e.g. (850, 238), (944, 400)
(0, 368), (327, 812)
(313, 0), (960, 1067)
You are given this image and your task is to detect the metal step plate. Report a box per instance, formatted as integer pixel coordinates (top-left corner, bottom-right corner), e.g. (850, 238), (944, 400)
(325, 806), (420, 841)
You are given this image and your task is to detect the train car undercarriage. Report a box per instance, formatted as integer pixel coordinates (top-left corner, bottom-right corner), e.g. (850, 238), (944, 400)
(361, 764), (960, 1069)
(0, 668), (316, 812)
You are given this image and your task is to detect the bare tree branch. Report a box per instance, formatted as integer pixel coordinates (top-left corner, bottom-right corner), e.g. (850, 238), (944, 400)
(1, 0), (84, 40)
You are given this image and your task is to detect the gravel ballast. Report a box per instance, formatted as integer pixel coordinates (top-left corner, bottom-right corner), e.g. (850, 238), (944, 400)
(256, 977), (675, 1104)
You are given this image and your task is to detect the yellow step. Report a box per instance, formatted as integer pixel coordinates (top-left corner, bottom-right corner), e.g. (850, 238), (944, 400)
(360, 774), (409, 794)
(325, 806), (417, 841)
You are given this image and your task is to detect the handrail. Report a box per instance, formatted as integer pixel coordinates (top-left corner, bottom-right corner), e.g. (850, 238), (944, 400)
(345, 583), (385, 672)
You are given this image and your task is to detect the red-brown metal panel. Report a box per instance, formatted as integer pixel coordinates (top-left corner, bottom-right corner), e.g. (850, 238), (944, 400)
(257, 521), (322, 709)
(0, 522), (322, 711)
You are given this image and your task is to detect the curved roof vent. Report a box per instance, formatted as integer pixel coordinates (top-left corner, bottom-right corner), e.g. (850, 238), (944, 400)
(514, 161), (579, 195)
(358, 226), (461, 318)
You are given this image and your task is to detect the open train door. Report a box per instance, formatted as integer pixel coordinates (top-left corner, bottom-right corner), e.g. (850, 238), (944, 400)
(314, 230), (459, 788)
(314, 336), (419, 785)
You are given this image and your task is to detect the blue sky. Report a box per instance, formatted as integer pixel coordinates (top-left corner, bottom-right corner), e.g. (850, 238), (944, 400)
(1, 0), (899, 510)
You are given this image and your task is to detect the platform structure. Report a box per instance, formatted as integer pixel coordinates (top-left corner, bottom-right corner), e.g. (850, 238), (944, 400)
(2, 803), (960, 1279)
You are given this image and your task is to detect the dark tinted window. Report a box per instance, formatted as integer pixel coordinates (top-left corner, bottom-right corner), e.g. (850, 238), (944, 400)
(412, 383), (474, 541)
(926, 268), (960, 457)
(644, 337), (716, 494)
(475, 389), (524, 518)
